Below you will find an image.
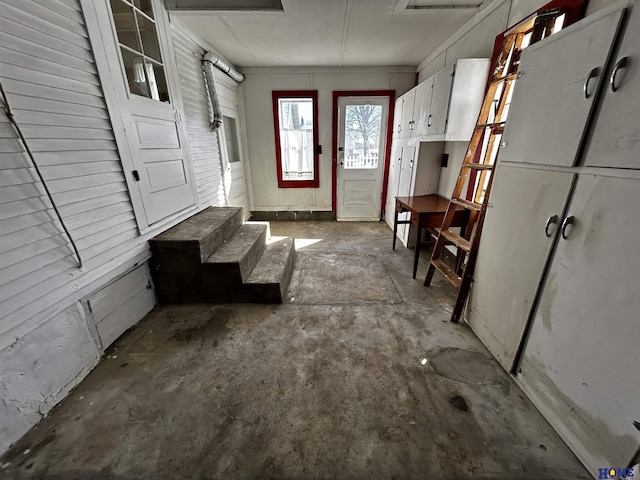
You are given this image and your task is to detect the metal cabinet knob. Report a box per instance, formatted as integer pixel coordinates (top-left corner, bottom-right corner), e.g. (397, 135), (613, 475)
(560, 215), (575, 240)
(583, 67), (600, 99)
(610, 56), (628, 92)
(544, 214), (559, 238)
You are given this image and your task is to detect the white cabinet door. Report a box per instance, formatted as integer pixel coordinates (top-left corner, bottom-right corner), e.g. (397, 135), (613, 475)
(585, 3), (640, 169)
(399, 89), (416, 139)
(384, 146), (403, 230)
(392, 98), (404, 140)
(396, 147), (415, 242)
(467, 166), (575, 369)
(412, 79), (433, 137)
(428, 64), (454, 136)
(500, 7), (625, 168)
(519, 174), (640, 472)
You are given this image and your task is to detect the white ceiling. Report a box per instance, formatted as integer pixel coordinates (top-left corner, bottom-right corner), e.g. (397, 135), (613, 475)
(169, 0), (488, 68)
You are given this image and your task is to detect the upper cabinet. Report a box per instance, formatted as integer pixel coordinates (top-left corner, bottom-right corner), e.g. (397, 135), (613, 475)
(585, 3), (640, 169)
(395, 58), (489, 142)
(500, 7), (625, 168)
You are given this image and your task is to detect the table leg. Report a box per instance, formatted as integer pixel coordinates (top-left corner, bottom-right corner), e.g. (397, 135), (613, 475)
(393, 208), (399, 250)
(412, 215), (422, 279)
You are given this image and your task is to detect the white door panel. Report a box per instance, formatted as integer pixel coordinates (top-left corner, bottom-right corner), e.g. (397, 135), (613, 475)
(428, 64), (454, 136)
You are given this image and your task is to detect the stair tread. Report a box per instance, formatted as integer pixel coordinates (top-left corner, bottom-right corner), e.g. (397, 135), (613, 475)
(451, 198), (483, 212)
(153, 207), (241, 243)
(205, 224), (267, 264)
(431, 258), (461, 289)
(441, 229), (471, 253)
(247, 237), (295, 285)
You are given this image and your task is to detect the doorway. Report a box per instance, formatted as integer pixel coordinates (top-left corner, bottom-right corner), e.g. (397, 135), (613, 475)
(333, 91), (394, 221)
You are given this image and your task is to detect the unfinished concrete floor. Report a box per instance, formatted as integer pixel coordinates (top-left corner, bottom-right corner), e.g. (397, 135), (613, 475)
(1, 221), (589, 480)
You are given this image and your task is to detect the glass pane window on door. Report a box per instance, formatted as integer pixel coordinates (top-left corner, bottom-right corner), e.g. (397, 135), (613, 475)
(109, 0), (170, 102)
(344, 104), (382, 169)
(223, 116), (241, 163)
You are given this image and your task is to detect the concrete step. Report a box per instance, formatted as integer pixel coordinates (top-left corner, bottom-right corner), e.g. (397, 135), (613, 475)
(203, 223), (268, 283)
(243, 237), (296, 303)
(149, 207), (243, 261)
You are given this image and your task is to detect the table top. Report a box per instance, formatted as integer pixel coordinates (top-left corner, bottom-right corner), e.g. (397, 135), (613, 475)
(395, 194), (462, 214)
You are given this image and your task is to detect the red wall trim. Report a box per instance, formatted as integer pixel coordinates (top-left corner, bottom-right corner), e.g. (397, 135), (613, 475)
(331, 90), (396, 216)
(272, 90), (320, 189)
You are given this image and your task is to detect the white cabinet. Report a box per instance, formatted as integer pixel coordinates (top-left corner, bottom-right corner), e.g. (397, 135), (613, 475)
(585, 3), (640, 169)
(393, 58), (489, 141)
(467, 166), (575, 368)
(520, 174), (640, 471)
(500, 7), (624, 167)
(384, 143), (442, 246)
(392, 100), (404, 139)
(467, 2), (640, 474)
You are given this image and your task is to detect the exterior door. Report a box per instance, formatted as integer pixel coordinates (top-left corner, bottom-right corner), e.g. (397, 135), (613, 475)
(84, 0), (197, 230)
(336, 96), (389, 221)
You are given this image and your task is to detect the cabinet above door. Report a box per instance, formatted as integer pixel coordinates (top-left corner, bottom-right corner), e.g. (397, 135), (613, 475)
(500, 5), (626, 168)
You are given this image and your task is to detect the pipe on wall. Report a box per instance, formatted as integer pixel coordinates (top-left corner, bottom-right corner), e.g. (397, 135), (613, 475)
(202, 52), (244, 131)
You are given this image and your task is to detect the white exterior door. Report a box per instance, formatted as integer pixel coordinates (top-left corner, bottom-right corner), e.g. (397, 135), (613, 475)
(84, 0), (197, 230)
(336, 96), (389, 221)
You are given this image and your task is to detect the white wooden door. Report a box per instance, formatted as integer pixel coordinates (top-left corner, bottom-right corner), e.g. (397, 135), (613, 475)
(519, 174), (640, 471)
(500, 6), (625, 168)
(86, 0), (197, 229)
(384, 146), (403, 230)
(337, 96), (389, 221)
(396, 146), (415, 243)
(585, 3), (640, 169)
(467, 166), (575, 369)
(428, 64), (454, 136)
(412, 79), (433, 137)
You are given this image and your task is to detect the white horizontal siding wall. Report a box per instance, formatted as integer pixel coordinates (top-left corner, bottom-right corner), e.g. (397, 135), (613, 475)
(0, 0), (143, 345)
(171, 21), (229, 208)
(0, 0), (151, 453)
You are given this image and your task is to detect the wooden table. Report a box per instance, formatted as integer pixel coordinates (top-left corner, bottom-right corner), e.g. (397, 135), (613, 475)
(393, 194), (470, 279)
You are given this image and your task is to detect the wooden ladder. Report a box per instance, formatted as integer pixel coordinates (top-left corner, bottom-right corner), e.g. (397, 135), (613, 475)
(424, 29), (530, 322)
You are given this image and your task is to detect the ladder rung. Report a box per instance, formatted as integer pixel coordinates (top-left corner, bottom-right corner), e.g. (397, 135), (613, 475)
(489, 72), (518, 86)
(440, 229), (471, 253)
(475, 121), (506, 129)
(451, 198), (483, 212)
(431, 259), (462, 289)
(462, 163), (494, 171)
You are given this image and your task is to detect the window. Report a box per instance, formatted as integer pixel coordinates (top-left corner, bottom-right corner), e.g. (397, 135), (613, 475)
(223, 115), (241, 163)
(272, 91), (319, 188)
(110, 0), (170, 102)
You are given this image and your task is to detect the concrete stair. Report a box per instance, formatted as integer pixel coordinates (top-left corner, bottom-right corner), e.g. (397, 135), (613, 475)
(149, 207), (295, 304)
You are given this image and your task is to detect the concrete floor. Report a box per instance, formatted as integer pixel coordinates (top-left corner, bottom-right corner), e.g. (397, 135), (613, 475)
(0, 221), (589, 480)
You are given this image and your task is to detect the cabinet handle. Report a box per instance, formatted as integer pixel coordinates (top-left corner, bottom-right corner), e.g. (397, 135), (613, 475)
(610, 56), (628, 92)
(427, 114), (432, 127)
(544, 214), (559, 238)
(560, 215), (575, 240)
(583, 67), (599, 99)
(398, 158), (402, 165)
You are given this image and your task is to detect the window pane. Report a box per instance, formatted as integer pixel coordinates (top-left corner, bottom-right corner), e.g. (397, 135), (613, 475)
(136, 12), (162, 62)
(148, 62), (170, 102)
(344, 104), (381, 169)
(223, 116), (241, 163)
(120, 47), (151, 98)
(133, 0), (154, 18)
(278, 98), (314, 181)
(110, 0), (141, 53)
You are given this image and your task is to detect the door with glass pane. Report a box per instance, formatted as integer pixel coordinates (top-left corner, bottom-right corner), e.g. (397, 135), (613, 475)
(220, 111), (249, 215)
(336, 96), (389, 221)
(87, 0), (196, 228)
